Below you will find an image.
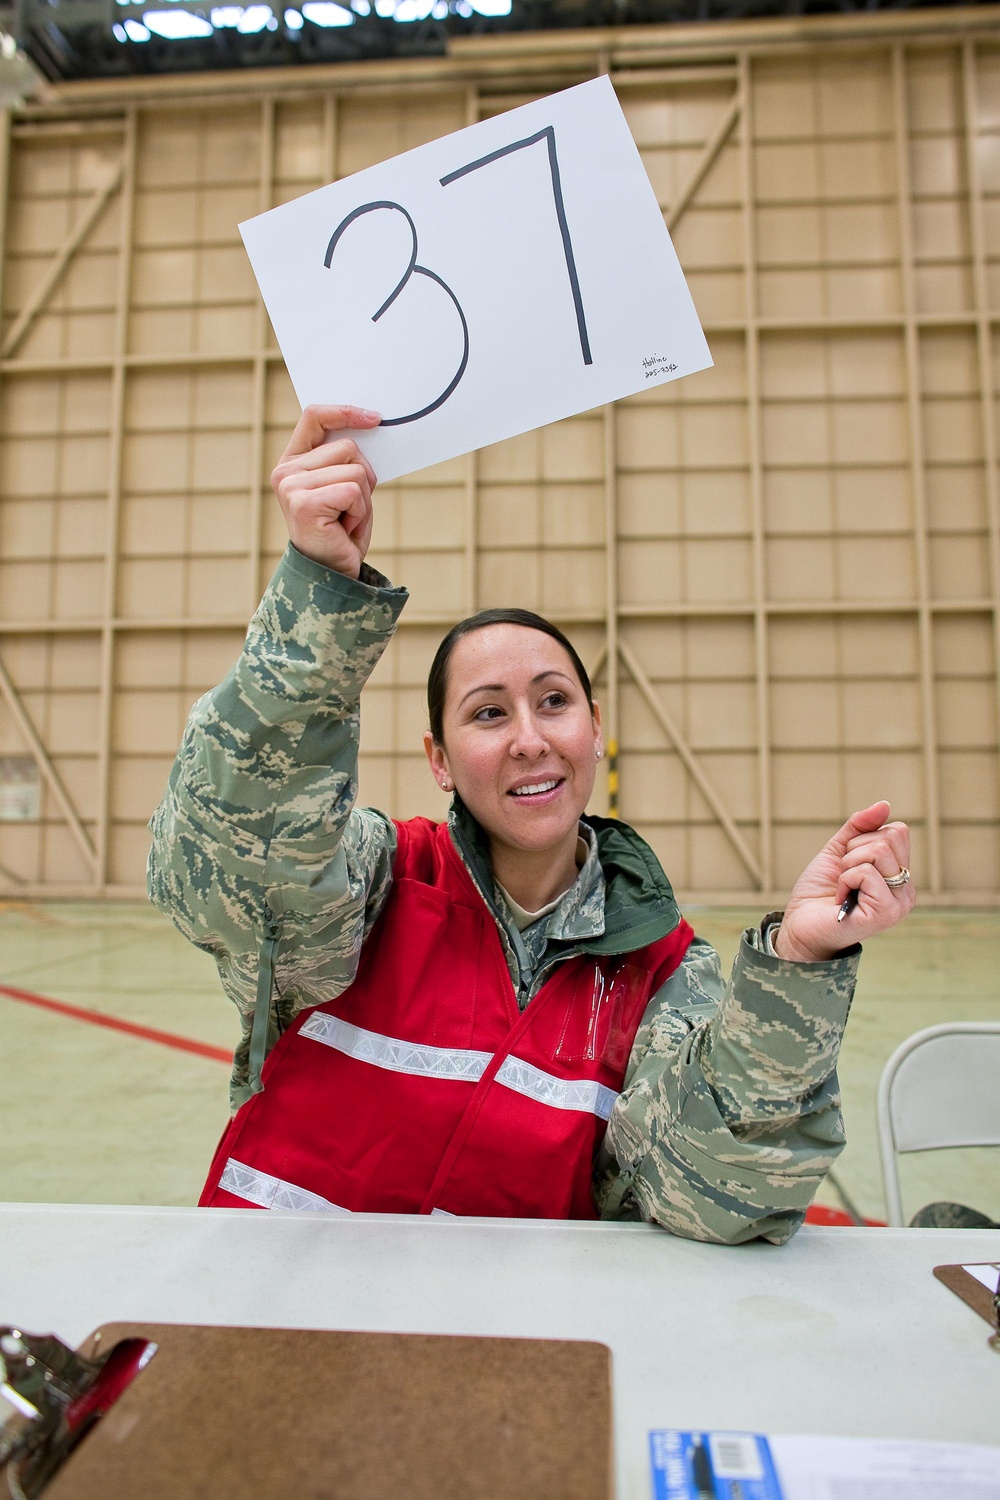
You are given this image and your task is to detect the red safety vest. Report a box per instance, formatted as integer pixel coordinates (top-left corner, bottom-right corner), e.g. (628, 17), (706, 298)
(201, 817), (694, 1220)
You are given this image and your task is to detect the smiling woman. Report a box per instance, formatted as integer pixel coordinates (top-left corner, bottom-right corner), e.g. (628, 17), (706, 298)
(424, 609), (601, 914)
(148, 405), (916, 1243)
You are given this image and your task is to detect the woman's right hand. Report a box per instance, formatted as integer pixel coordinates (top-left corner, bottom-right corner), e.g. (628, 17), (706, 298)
(270, 404), (381, 578)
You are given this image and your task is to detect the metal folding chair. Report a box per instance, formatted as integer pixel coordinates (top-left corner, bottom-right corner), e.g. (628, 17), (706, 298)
(876, 1022), (1000, 1228)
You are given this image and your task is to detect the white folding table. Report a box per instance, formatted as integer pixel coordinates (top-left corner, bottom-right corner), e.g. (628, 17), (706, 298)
(1, 1204), (997, 1497)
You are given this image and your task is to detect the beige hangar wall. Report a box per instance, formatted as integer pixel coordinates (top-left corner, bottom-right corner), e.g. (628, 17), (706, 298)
(0, 5), (999, 903)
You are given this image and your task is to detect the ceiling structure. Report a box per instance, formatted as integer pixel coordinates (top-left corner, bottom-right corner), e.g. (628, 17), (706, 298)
(9, 0), (1000, 84)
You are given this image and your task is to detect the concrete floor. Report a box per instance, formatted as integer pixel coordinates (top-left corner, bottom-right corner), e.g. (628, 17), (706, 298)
(1, 901), (998, 1224)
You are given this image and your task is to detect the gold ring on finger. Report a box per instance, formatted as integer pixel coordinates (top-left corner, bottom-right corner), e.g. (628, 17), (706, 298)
(883, 866), (910, 888)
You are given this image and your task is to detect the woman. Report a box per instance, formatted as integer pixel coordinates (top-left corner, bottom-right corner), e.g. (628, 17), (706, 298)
(149, 404), (916, 1243)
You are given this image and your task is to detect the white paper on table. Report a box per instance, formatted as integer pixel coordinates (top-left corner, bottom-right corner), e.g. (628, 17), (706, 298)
(963, 1262), (1000, 1292)
(771, 1435), (1000, 1498)
(239, 75), (712, 483)
(649, 1430), (1000, 1500)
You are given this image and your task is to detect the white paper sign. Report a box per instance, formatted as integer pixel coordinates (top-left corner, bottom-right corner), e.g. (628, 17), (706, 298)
(240, 76), (712, 483)
(651, 1431), (1000, 1500)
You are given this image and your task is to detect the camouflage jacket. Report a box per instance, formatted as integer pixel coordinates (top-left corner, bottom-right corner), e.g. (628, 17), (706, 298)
(148, 543), (860, 1246)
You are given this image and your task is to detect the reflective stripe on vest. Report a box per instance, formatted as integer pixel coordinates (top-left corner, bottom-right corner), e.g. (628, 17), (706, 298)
(219, 1157), (352, 1215)
(300, 1013), (492, 1083)
(495, 1056), (617, 1121)
(300, 1012), (619, 1121)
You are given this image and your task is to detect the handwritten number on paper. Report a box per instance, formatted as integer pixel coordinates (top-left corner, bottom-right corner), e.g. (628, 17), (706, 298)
(323, 200), (470, 428)
(440, 126), (592, 367)
(322, 127), (591, 427)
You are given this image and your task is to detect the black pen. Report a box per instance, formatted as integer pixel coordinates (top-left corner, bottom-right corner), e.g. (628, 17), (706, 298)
(837, 888), (859, 924)
(690, 1436), (717, 1500)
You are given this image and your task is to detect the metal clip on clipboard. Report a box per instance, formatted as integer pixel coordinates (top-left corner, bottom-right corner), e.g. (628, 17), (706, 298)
(0, 1326), (157, 1499)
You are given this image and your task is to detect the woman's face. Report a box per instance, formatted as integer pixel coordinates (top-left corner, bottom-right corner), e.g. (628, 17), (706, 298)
(424, 624), (602, 855)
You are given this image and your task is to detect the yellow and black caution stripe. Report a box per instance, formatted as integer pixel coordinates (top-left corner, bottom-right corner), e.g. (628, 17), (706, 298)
(606, 738), (619, 820)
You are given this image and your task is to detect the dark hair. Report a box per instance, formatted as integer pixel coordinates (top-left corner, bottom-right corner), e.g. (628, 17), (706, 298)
(427, 608), (594, 744)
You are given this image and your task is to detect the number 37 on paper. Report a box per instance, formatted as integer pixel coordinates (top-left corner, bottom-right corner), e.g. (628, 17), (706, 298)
(240, 76), (712, 483)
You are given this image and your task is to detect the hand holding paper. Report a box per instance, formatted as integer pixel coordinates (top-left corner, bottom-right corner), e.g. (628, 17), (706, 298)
(270, 405), (381, 579)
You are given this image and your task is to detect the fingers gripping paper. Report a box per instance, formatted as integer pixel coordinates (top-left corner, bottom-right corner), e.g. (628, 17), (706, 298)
(240, 76), (712, 482)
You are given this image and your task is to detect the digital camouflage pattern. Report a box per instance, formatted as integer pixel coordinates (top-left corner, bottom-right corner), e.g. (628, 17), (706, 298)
(147, 547), (406, 1098)
(148, 543), (860, 1245)
(595, 935), (857, 1243)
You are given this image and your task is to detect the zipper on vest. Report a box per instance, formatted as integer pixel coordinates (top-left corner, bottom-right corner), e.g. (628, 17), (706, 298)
(248, 904), (281, 1095)
(449, 817), (532, 1006)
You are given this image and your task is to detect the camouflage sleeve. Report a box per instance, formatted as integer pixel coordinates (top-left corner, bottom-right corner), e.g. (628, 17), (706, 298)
(147, 543), (408, 1107)
(593, 927), (859, 1245)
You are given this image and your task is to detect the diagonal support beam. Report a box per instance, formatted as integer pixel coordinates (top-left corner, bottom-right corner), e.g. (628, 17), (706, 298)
(1, 162), (124, 360)
(666, 88), (743, 235)
(617, 638), (762, 888)
(0, 653), (98, 874)
(587, 644), (608, 687)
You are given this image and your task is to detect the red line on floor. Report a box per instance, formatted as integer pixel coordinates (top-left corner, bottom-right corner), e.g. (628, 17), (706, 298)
(0, 981), (233, 1064)
(805, 1204), (886, 1229)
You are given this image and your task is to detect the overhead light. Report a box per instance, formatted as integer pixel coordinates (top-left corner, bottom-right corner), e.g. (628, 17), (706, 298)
(112, 20), (128, 37)
(143, 8), (214, 34)
(301, 0), (353, 22)
(211, 5), (242, 22)
(470, 0), (510, 11)
(237, 4), (271, 28)
(283, 5), (303, 22)
(393, 0), (434, 18)
(123, 16), (151, 37)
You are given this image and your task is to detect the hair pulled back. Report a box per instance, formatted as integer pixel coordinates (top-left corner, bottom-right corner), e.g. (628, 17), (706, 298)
(427, 608), (594, 745)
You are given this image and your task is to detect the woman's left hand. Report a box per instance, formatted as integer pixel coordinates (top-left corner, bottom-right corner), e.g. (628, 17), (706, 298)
(774, 801), (916, 962)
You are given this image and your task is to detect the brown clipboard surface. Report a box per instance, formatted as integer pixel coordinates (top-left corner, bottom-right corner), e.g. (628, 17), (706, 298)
(45, 1323), (613, 1500)
(933, 1262), (999, 1327)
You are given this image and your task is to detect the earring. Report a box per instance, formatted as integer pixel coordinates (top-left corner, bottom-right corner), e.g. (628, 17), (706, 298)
(441, 778), (453, 791)
(596, 747), (603, 761)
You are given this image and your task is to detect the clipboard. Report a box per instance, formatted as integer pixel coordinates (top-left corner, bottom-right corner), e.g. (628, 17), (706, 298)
(933, 1262), (1000, 1328)
(7, 1322), (613, 1500)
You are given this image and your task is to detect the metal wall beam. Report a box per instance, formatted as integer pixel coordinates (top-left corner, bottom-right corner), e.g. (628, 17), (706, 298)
(618, 637), (762, 885)
(892, 45), (943, 895)
(0, 653), (97, 875)
(93, 108), (136, 893)
(738, 49), (771, 893)
(665, 85), (742, 235)
(0, 161), (123, 360)
(248, 95), (275, 614)
(0, 597), (993, 636)
(962, 41), (1000, 754)
(19, 296), (1000, 378)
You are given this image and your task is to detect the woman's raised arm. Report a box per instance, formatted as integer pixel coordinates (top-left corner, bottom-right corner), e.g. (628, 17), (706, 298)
(147, 407), (409, 1109)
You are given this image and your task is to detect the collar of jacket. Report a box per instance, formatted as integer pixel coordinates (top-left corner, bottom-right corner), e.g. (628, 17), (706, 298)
(447, 795), (682, 959)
